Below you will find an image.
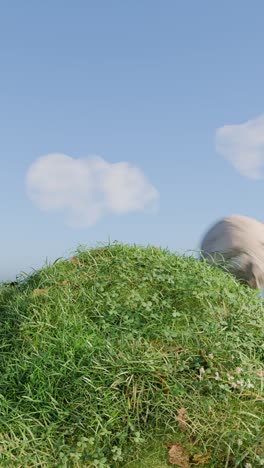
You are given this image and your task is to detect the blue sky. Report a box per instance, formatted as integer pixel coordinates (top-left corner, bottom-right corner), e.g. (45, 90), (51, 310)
(1, 0), (264, 280)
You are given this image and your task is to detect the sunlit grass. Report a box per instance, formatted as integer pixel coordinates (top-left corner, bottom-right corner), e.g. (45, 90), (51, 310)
(0, 243), (263, 466)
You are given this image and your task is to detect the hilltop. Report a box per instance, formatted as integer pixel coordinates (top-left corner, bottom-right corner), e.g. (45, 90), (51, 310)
(0, 243), (263, 466)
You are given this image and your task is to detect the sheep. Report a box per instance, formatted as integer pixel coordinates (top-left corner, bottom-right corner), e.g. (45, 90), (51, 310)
(200, 215), (264, 289)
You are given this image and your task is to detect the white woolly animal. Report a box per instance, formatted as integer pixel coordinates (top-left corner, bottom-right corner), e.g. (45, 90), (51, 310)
(200, 215), (264, 289)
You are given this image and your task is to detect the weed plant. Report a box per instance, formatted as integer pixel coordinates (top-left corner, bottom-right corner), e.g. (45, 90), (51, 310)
(0, 243), (263, 466)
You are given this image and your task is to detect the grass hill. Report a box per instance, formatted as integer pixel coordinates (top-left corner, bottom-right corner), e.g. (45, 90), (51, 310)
(0, 243), (264, 467)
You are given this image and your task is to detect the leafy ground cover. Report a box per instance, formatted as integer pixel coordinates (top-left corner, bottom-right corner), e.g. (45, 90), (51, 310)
(0, 243), (263, 467)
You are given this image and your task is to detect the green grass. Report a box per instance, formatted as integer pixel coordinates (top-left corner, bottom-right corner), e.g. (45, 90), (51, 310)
(0, 243), (264, 467)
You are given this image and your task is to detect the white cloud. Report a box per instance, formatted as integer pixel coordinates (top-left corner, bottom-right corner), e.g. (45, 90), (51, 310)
(215, 114), (264, 179)
(26, 153), (159, 227)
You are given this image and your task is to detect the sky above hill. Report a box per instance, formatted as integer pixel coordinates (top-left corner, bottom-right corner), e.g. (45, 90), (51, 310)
(1, 0), (264, 280)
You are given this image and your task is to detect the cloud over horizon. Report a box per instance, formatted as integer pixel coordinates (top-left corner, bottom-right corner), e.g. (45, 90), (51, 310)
(215, 114), (264, 179)
(26, 154), (159, 228)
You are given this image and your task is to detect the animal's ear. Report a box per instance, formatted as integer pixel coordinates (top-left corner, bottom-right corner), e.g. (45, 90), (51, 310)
(248, 262), (263, 289)
(248, 277), (258, 289)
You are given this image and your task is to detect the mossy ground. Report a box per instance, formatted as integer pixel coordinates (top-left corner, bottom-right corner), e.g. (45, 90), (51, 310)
(0, 243), (263, 466)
